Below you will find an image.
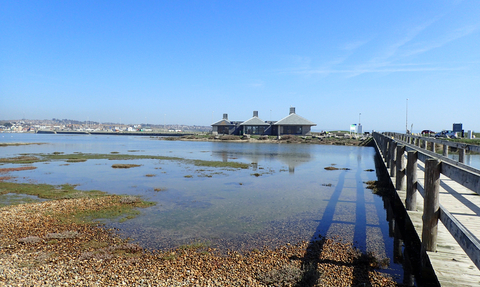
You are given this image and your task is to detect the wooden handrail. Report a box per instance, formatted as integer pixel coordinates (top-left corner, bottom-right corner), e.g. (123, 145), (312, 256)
(373, 132), (480, 269)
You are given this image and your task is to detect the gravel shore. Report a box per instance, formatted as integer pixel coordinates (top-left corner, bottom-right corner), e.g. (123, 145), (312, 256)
(0, 197), (399, 286)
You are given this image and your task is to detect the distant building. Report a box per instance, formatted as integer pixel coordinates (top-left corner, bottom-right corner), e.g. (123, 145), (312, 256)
(212, 107), (316, 136)
(357, 124), (363, 134)
(273, 107), (316, 136)
(239, 111), (270, 135)
(211, 114), (239, 135)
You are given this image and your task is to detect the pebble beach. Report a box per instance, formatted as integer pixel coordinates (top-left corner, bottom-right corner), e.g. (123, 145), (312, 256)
(0, 195), (400, 286)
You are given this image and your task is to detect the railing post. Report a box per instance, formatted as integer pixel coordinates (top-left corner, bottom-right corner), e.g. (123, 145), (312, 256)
(381, 136), (387, 160)
(385, 140), (391, 168)
(459, 148), (465, 163)
(396, 145), (406, 190)
(431, 141), (435, 153)
(422, 159), (441, 252)
(406, 151), (418, 211)
(390, 141), (397, 177)
(442, 144), (448, 157)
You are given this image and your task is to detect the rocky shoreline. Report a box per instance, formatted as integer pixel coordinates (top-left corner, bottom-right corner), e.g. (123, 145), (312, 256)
(159, 134), (373, 147)
(0, 196), (398, 286)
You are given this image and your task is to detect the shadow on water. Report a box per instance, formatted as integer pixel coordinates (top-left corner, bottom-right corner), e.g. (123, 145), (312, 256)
(373, 152), (440, 286)
(294, 152), (440, 286)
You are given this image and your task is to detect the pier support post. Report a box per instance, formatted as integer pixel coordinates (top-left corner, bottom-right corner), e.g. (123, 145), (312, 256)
(406, 151), (418, 210)
(390, 141), (397, 177)
(396, 145), (406, 190)
(459, 148), (465, 164)
(422, 159), (441, 252)
(442, 144), (448, 157)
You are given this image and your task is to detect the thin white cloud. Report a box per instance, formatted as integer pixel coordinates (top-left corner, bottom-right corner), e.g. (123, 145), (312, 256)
(292, 66), (463, 75)
(247, 80), (264, 88)
(279, 6), (478, 79)
(344, 18), (441, 77)
(403, 24), (480, 57)
(341, 39), (372, 51)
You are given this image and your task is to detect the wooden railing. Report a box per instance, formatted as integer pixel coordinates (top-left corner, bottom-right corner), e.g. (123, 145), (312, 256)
(373, 132), (480, 269)
(383, 132), (480, 164)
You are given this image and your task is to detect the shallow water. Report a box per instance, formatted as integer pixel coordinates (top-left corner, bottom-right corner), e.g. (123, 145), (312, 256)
(448, 153), (480, 170)
(1, 133), (406, 280)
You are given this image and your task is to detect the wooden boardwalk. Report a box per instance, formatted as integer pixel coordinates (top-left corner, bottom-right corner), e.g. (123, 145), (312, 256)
(375, 133), (480, 286)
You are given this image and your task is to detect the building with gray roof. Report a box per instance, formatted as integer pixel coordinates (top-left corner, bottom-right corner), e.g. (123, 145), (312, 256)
(212, 107), (315, 136)
(273, 107), (316, 136)
(211, 114), (237, 135)
(239, 111), (270, 135)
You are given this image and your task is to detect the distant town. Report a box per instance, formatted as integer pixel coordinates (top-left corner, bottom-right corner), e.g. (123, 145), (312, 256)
(0, 118), (212, 133)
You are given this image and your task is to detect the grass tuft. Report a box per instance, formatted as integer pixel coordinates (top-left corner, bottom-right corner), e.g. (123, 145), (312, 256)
(0, 156), (40, 164)
(112, 164), (141, 168)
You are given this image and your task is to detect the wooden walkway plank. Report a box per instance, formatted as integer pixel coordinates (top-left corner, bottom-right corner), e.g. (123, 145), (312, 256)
(377, 137), (480, 286)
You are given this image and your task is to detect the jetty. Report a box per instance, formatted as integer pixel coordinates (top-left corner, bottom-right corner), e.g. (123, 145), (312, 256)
(373, 132), (480, 286)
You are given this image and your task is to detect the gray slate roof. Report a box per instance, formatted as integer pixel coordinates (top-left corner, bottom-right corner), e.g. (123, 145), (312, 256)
(211, 119), (235, 126)
(240, 116), (269, 126)
(274, 113), (316, 126)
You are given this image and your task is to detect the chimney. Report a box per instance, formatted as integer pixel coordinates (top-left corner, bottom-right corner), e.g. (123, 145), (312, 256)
(253, 111), (258, 117)
(290, 107), (295, 114)
(223, 113), (228, 120)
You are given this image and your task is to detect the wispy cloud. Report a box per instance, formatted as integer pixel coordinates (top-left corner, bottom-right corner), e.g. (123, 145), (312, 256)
(247, 80), (264, 88)
(403, 24), (480, 57)
(291, 65), (463, 76)
(342, 18), (441, 77)
(284, 13), (477, 78)
(341, 39), (372, 51)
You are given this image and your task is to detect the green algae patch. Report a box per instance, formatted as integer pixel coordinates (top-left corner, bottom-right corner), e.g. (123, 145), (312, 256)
(0, 182), (155, 224)
(41, 153), (182, 161)
(62, 195), (156, 225)
(5, 152), (251, 170)
(66, 159), (87, 163)
(0, 193), (41, 208)
(0, 156), (41, 164)
(0, 182), (106, 200)
(40, 153), (250, 169)
(112, 164), (142, 169)
(189, 159), (250, 169)
(0, 142), (45, 147)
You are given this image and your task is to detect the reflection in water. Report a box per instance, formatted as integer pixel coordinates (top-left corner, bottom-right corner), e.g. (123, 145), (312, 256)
(210, 143), (313, 174)
(373, 153), (440, 287)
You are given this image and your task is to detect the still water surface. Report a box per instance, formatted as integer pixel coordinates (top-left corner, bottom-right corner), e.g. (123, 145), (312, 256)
(3, 133), (457, 281)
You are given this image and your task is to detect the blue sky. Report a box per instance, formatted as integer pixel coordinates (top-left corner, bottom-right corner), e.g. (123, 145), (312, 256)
(1, 1), (479, 132)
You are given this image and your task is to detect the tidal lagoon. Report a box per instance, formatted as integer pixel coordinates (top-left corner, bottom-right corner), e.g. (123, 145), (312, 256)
(0, 133), (447, 283)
